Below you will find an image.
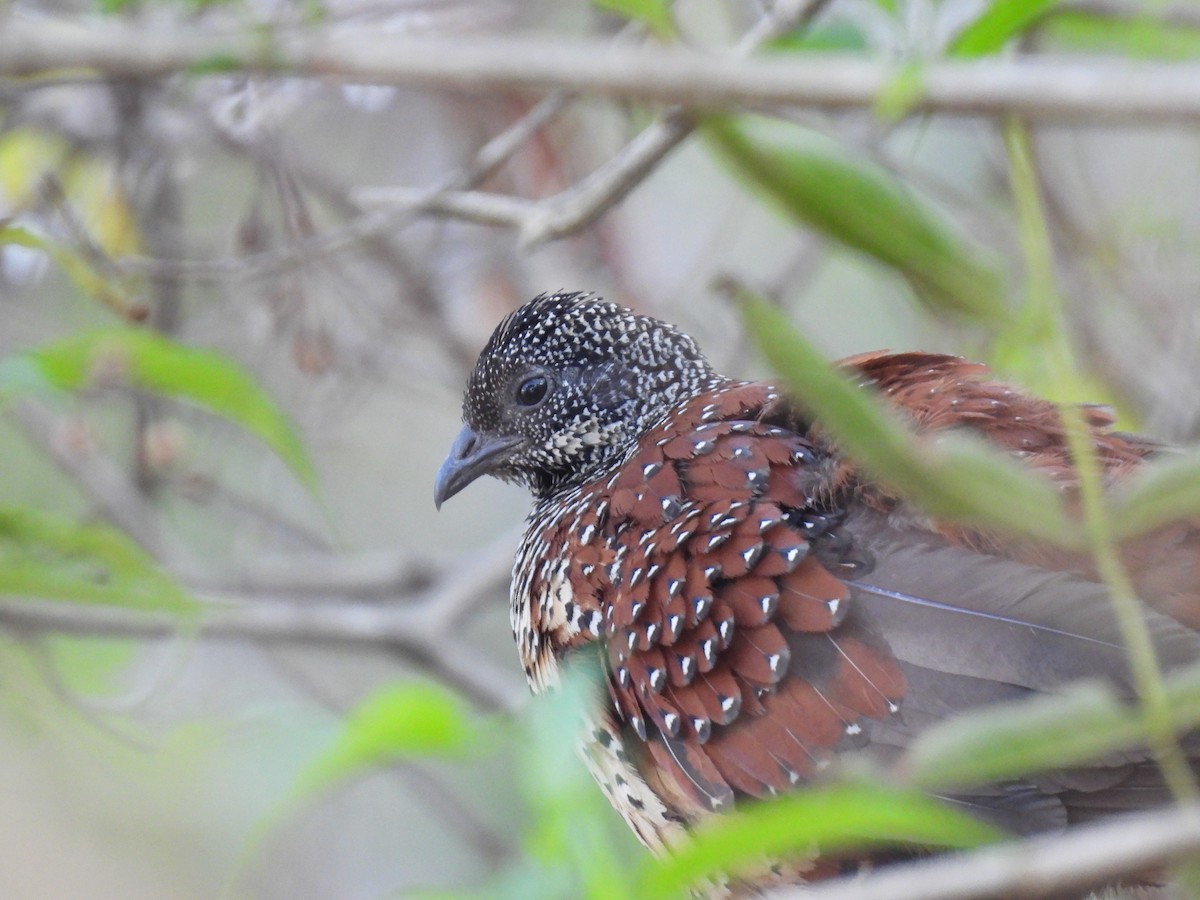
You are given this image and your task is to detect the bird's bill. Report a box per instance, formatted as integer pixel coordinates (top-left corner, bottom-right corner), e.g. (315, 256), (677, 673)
(434, 425), (523, 508)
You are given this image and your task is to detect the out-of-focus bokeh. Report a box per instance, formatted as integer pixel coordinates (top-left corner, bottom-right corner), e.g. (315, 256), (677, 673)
(1, 0), (1199, 896)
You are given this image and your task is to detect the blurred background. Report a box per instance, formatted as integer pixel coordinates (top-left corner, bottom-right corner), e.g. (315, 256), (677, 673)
(1, 0), (1199, 896)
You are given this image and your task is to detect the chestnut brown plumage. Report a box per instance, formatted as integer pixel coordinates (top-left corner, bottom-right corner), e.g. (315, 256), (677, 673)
(435, 292), (1200, 890)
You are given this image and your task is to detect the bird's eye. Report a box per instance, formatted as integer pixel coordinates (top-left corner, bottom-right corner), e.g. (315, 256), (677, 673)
(516, 375), (549, 407)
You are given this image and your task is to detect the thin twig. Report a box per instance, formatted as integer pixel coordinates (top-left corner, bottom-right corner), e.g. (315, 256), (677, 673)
(365, 0), (831, 246)
(95, 92), (571, 285)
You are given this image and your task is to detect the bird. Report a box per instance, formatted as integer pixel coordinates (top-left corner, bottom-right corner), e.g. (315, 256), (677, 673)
(434, 291), (1200, 892)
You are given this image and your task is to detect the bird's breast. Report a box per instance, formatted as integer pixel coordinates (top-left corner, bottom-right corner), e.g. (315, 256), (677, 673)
(513, 487), (615, 693)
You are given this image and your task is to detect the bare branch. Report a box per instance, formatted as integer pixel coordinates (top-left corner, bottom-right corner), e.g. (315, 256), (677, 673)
(365, 0), (830, 245)
(788, 804), (1200, 900)
(0, 592), (524, 711)
(5, 20), (1200, 124)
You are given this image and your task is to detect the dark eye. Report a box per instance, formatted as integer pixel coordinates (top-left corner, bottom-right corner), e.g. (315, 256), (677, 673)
(515, 375), (549, 407)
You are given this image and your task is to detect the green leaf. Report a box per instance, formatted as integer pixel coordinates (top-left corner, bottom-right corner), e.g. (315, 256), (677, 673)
(905, 682), (1133, 790)
(640, 782), (1002, 896)
(1165, 662), (1200, 730)
(766, 22), (870, 54)
(1041, 10), (1200, 60)
(949, 0), (1061, 58)
(297, 682), (476, 796)
(873, 62), (926, 121)
(0, 508), (194, 613)
(522, 656), (640, 900)
(593, 0), (674, 39)
(738, 293), (1082, 547)
(906, 662), (1200, 791)
(3, 330), (316, 491)
(1111, 450), (1200, 539)
(704, 117), (1007, 324)
(186, 53), (243, 75)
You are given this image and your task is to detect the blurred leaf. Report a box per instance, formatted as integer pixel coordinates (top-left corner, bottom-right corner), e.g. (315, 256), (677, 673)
(65, 159), (141, 259)
(906, 662), (1200, 790)
(1042, 11), (1200, 59)
(641, 782), (1002, 896)
(297, 682), (476, 796)
(0, 348), (53, 396)
(0, 507), (194, 613)
(704, 117), (1007, 324)
(0, 128), (69, 207)
(949, 0), (1061, 58)
(45, 635), (138, 697)
(593, 0), (674, 38)
(989, 311), (1119, 411)
(1110, 451), (1200, 539)
(187, 54), (243, 75)
(522, 656), (639, 900)
(873, 62), (926, 121)
(4, 330), (317, 491)
(0, 224), (142, 320)
(463, 858), (576, 900)
(766, 21), (869, 53)
(1173, 857), (1200, 897)
(988, 119), (1119, 411)
(523, 659), (603, 804)
(1167, 662), (1200, 726)
(905, 682), (1133, 790)
(738, 292), (1082, 547)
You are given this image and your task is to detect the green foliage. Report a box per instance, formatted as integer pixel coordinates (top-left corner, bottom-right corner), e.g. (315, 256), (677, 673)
(1001, 117), (1197, 802)
(949, 0), (1062, 58)
(1111, 451), (1200, 540)
(0, 329), (317, 491)
(640, 782), (1001, 896)
(0, 224), (140, 320)
(906, 681), (1147, 790)
(0, 508), (194, 613)
(737, 289), (1081, 547)
(95, 0), (239, 14)
(766, 22), (869, 54)
(988, 119), (1115, 408)
(906, 662), (1200, 791)
(872, 63), (927, 121)
(704, 117), (1008, 324)
(1041, 11), (1200, 60)
(295, 682), (478, 797)
(187, 54), (245, 75)
(516, 658), (640, 900)
(593, 0), (674, 39)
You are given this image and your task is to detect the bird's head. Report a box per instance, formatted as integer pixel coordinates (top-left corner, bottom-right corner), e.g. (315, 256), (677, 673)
(434, 292), (721, 505)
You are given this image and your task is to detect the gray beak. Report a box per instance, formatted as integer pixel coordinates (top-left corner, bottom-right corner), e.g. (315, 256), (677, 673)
(434, 425), (523, 509)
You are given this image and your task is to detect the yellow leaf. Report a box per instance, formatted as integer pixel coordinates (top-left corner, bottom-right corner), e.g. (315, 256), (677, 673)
(0, 127), (70, 208)
(64, 159), (142, 257)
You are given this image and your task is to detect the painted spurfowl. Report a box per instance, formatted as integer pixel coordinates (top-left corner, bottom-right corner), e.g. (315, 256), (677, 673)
(434, 291), (1200, 891)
